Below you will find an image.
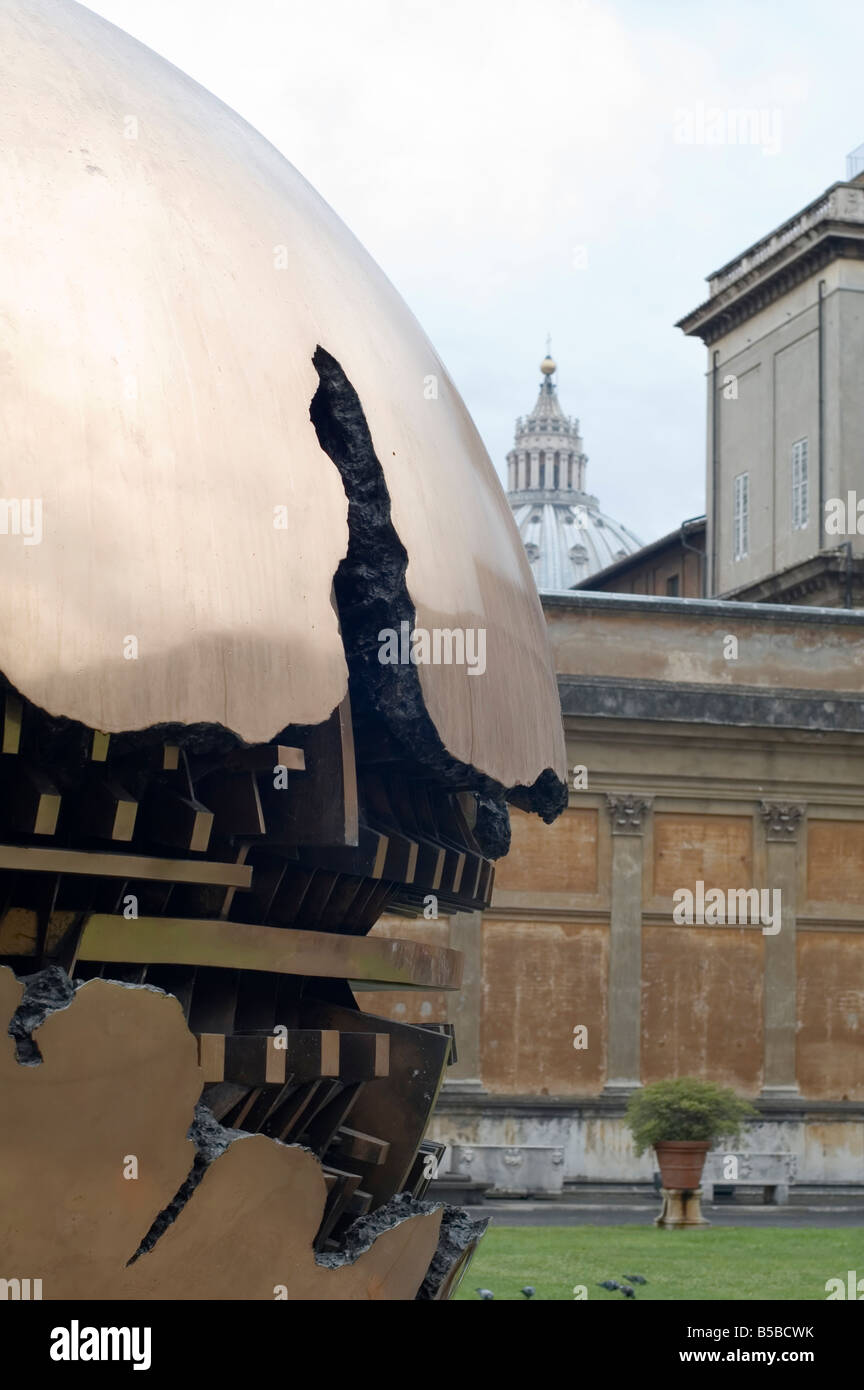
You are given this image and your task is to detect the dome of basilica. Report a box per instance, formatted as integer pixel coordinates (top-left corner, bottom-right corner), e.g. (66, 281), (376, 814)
(506, 359), (642, 591)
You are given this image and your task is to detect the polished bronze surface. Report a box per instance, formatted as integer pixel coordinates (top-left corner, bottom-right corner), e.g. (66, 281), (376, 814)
(77, 914), (464, 990)
(0, 968), (441, 1299)
(0, 843), (253, 887)
(0, 0), (559, 1302)
(0, 0), (565, 789)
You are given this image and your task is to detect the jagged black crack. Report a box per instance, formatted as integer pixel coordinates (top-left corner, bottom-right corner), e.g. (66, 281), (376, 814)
(416, 1203), (490, 1300)
(316, 1190), (489, 1298)
(0, 346), (565, 863)
(7, 964), (76, 1065)
(127, 1102), (248, 1264)
(7, 969), (172, 1065)
(128, 1105), (446, 1274)
(315, 1191), (431, 1269)
(3, 966), (489, 1288)
(309, 345), (567, 856)
(1, 972), (257, 1267)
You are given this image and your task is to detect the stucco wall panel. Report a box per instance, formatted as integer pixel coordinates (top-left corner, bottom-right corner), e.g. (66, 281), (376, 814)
(798, 932), (864, 1100)
(494, 807), (598, 893)
(653, 813), (752, 897)
(481, 919), (607, 1095)
(642, 925), (764, 1092)
(362, 915), (450, 1026)
(807, 822), (864, 904)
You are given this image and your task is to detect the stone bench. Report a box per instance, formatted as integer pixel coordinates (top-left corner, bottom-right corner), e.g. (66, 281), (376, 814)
(449, 1144), (565, 1197)
(702, 1151), (797, 1205)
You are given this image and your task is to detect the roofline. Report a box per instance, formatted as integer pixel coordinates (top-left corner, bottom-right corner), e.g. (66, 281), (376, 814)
(539, 587), (864, 625)
(569, 516), (706, 590)
(706, 179), (847, 282)
(675, 178), (864, 340)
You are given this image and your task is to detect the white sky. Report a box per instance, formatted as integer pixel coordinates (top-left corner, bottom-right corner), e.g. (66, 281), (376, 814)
(84, 0), (864, 546)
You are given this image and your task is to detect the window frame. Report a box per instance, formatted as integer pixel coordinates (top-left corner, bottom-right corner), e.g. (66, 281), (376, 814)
(733, 471), (749, 561)
(791, 437), (809, 531)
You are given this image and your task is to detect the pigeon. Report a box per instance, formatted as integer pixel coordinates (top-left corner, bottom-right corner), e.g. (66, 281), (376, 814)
(476, 1288), (495, 1300)
(623, 1273), (647, 1285)
(598, 1280), (621, 1291)
(619, 1284), (636, 1299)
(520, 1286), (535, 1299)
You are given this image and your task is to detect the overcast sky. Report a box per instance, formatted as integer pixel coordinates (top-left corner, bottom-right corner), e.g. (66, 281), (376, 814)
(86, 0), (864, 547)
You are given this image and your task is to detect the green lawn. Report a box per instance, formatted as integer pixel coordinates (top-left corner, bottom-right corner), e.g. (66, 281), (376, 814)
(454, 1225), (864, 1300)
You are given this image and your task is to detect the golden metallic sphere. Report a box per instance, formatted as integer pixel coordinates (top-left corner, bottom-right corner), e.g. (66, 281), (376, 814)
(540, 355), (557, 375)
(0, 0), (567, 792)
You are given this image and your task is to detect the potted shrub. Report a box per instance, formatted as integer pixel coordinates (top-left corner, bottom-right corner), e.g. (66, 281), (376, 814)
(625, 1078), (757, 1191)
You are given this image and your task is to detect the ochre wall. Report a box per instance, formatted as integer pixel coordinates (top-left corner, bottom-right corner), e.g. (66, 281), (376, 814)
(807, 821), (864, 902)
(358, 774), (864, 1105)
(480, 918), (607, 1094)
(494, 806), (598, 893)
(594, 542), (704, 598)
(411, 597), (864, 1145)
(641, 925), (764, 1094)
(653, 813), (752, 895)
(363, 915), (450, 1026)
(797, 932), (864, 1101)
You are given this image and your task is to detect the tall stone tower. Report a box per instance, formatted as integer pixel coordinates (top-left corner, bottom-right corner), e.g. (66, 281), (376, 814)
(507, 354), (642, 591)
(678, 169), (864, 604)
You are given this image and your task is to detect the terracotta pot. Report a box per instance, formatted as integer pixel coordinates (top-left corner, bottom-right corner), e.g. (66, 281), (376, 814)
(654, 1140), (710, 1191)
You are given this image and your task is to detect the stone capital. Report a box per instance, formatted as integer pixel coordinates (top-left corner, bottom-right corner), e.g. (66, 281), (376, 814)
(605, 793), (653, 835)
(759, 801), (806, 842)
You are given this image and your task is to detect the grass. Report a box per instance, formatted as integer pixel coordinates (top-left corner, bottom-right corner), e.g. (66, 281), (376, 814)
(453, 1225), (864, 1301)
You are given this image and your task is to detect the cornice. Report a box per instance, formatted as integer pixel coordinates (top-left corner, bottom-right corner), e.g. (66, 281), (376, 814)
(557, 673), (864, 733)
(434, 1092), (864, 1121)
(678, 229), (864, 345)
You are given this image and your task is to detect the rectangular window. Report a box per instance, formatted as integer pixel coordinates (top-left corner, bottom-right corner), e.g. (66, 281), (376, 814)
(733, 472), (749, 561)
(791, 438), (809, 530)
(666, 574), (680, 596)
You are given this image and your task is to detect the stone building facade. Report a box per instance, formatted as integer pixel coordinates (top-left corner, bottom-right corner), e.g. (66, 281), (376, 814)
(678, 171), (864, 606)
(358, 175), (864, 1191)
(365, 591), (864, 1187)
